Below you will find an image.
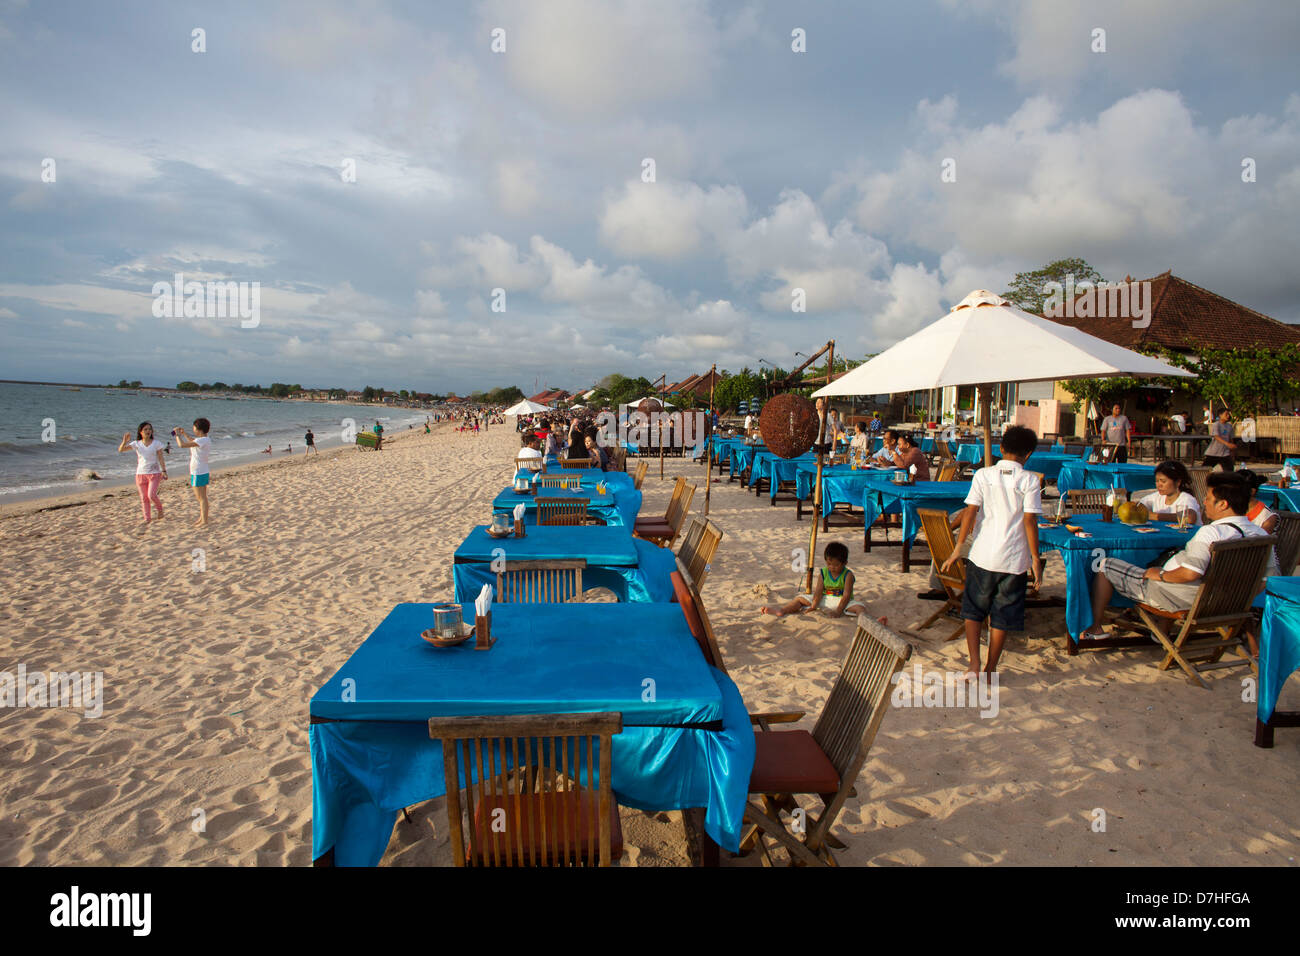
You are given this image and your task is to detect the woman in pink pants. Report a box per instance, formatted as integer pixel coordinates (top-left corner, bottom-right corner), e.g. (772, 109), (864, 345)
(118, 421), (168, 522)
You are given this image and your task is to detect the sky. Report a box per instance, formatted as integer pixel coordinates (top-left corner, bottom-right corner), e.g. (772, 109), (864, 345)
(1, 0), (1298, 395)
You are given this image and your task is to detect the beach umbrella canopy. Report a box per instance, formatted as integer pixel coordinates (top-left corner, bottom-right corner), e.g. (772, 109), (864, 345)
(502, 399), (552, 416)
(813, 289), (1193, 464)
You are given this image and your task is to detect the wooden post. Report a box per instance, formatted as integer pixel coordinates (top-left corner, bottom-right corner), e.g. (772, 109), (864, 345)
(659, 372), (666, 481)
(704, 363), (716, 517)
(979, 383), (993, 468)
(804, 341), (835, 593)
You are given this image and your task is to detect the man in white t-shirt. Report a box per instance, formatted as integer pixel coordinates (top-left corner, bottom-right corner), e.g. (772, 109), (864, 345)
(516, 433), (545, 476)
(1083, 472), (1279, 639)
(942, 425), (1043, 674)
(744, 412), (754, 436)
(173, 417), (212, 527)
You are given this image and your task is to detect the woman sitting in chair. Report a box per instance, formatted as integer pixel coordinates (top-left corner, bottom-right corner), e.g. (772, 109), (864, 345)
(584, 430), (609, 471)
(1135, 460), (1201, 524)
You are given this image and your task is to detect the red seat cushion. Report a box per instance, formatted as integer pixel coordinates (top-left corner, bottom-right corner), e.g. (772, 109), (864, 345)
(750, 730), (840, 794)
(469, 791), (622, 865)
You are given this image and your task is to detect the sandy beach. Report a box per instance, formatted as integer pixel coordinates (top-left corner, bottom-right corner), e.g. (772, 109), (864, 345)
(1, 424), (1297, 867)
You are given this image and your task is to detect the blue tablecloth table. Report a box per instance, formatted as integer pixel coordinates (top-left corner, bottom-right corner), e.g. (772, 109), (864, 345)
(1056, 462), (1156, 496)
(1256, 576), (1300, 747)
(794, 464), (898, 523)
(861, 479), (972, 571)
(493, 484), (641, 528)
(453, 525), (675, 604)
(310, 602), (755, 865)
(1036, 514), (1196, 650)
(1257, 485), (1300, 513)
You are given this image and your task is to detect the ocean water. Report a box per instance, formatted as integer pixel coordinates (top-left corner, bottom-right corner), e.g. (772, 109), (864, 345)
(0, 383), (428, 498)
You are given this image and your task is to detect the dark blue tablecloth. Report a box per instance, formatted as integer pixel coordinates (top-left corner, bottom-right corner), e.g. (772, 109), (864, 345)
(1037, 514), (1196, 640)
(453, 526), (674, 603)
(796, 464), (898, 516)
(493, 484), (640, 527)
(310, 602), (756, 864)
(1257, 485), (1300, 513)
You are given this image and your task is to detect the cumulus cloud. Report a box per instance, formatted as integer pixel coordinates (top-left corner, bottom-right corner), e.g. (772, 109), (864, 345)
(598, 180), (747, 260)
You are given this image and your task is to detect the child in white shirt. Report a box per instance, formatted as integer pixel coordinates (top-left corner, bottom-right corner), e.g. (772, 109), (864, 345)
(174, 417), (212, 527)
(118, 421), (167, 523)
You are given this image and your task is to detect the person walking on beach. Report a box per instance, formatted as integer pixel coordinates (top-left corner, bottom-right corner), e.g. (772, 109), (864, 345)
(118, 421), (167, 524)
(304, 428), (317, 454)
(373, 421), (384, 451)
(1204, 409), (1236, 469)
(173, 418), (212, 527)
(1100, 403), (1132, 463)
(941, 425), (1042, 675)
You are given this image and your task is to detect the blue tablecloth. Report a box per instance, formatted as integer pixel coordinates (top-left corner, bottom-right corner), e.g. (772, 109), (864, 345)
(748, 452), (816, 493)
(310, 602), (755, 865)
(862, 480), (972, 548)
(1037, 515), (1196, 640)
(1260, 576), (1300, 725)
(1056, 462), (1156, 495)
(453, 526), (675, 603)
(730, 443), (767, 476)
(796, 464), (897, 516)
(1258, 485), (1300, 513)
(493, 484), (641, 527)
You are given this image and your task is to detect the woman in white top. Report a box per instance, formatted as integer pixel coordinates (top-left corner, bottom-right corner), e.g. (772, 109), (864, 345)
(117, 421), (168, 523)
(1136, 460), (1200, 524)
(849, 422), (870, 464)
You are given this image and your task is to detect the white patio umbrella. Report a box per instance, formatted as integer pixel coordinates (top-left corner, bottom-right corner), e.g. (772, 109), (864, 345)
(813, 289), (1194, 467)
(502, 399), (552, 416)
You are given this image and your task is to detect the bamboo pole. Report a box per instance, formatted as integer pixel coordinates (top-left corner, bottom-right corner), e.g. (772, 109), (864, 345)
(804, 341), (835, 593)
(704, 363), (716, 516)
(659, 372), (666, 481)
(980, 383), (994, 468)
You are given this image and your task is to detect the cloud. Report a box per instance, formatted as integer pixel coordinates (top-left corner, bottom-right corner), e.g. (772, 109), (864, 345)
(599, 180), (747, 260)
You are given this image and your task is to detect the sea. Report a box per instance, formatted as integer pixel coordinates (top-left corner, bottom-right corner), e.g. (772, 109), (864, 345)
(0, 382), (429, 500)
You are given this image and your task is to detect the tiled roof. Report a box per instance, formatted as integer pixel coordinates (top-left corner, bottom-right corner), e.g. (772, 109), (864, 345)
(1043, 271), (1300, 351)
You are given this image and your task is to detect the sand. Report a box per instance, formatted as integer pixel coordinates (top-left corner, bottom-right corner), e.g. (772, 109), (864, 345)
(1, 424), (1297, 866)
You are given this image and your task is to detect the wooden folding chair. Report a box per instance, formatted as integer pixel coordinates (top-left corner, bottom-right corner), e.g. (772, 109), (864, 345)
(676, 518), (724, 589)
(670, 558), (728, 673)
(537, 475), (581, 490)
(559, 458), (591, 470)
(917, 508), (966, 641)
(1188, 466), (1211, 503)
(427, 712), (623, 866)
(513, 455), (543, 476)
(1134, 536), (1274, 687)
(935, 460), (958, 482)
(536, 497), (588, 526)
(739, 615), (912, 866)
(496, 559), (585, 603)
(1066, 488), (1108, 515)
(633, 477), (695, 547)
(632, 460), (649, 490)
(1275, 512), (1300, 576)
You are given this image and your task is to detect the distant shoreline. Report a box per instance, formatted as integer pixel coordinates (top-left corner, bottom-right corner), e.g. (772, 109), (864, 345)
(0, 380), (450, 409)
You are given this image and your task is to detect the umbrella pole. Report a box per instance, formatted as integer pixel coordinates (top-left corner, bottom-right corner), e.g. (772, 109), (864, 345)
(705, 363), (716, 517)
(980, 383), (993, 468)
(660, 372), (666, 481)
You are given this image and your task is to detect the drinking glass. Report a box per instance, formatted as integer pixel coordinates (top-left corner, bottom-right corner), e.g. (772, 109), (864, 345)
(432, 604), (461, 639)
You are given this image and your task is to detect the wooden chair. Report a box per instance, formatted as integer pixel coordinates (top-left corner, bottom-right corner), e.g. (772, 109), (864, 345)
(740, 615), (912, 866)
(513, 455), (543, 476)
(1064, 443), (1086, 457)
(559, 458), (591, 470)
(633, 477), (694, 547)
(1188, 466), (1211, 504)
(1133, 536), (1275, 687)
(427, 712), (623, 866)
(536, 497), (588, 526)
(537, 475), (581, 490)
(935, 460), (958, 482)
(632, 460), (648, 490)
(916, 508), (966, 641)
(1066, 488), (1108, 515)
(496, 559), (585, 603)
(1276, 511), (1300, 576)
(676, 518), (724, 589)
(670, 558), (728, 672)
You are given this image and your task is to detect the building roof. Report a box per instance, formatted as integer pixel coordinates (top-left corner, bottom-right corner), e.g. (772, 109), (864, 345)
(529, 388), (570, 405)
(1043, 271), (1300, 351)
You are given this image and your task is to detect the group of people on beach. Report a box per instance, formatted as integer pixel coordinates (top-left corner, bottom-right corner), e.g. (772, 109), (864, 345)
(762, 424), (1282, 677)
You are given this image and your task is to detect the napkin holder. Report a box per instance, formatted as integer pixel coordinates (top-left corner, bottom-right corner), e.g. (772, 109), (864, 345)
(513, 517), (526, 538)
(474, 610), (495, 650)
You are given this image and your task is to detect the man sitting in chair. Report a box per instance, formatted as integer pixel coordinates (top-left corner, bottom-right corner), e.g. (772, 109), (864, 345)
(1080, 472), (1278, 639)
(516, 432), (546, 476)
